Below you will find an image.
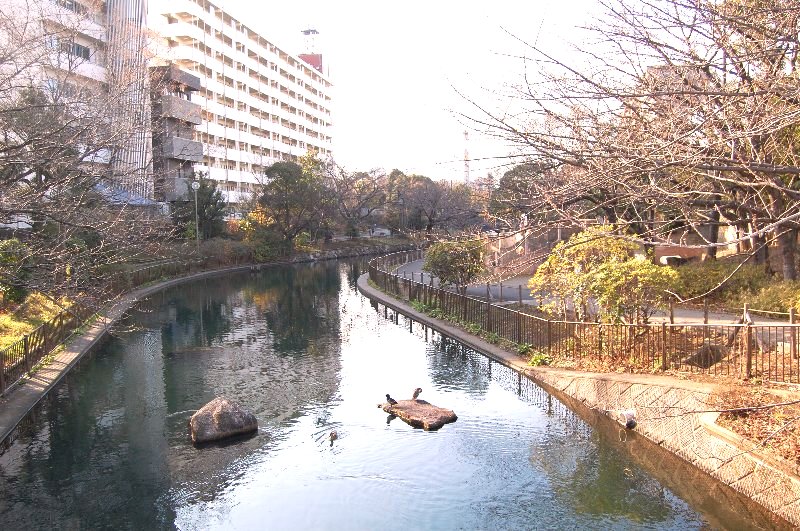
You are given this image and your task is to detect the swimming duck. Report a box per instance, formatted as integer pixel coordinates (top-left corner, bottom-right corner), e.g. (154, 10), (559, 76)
(412, 387), (422, 400)
(386, 394), (398, 405)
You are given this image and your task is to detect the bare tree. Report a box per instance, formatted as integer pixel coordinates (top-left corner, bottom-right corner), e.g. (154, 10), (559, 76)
(0, 0), (180, 310)
(470, 0), (800, 279)
(320, 161), (387, 235)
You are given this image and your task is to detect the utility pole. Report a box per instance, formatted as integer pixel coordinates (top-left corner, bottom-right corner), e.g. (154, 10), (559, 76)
(464, 130), (470, 185)
(192, 180), (200, 251)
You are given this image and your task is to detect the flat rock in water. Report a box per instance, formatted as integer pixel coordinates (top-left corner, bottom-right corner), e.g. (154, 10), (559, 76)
(189, 396), (258, 444)
(382, 399), (457, 431)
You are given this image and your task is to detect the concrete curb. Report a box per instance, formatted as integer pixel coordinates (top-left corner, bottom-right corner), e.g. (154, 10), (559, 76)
(356, 273), (800, 527)
(0, 264), (261, 445)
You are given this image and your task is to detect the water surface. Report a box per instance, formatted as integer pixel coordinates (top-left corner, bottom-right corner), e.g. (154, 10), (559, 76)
(0, 260), (786, 529)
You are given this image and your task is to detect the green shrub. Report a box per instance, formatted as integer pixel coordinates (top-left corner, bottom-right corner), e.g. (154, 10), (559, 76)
(483, 331), (501, 344)
(743, 281), (800, 313)
(410, 299), (428, 312)
(465, 322), (482, 334)
(528, 350), (552, 366)
(674, 260), (772, 301)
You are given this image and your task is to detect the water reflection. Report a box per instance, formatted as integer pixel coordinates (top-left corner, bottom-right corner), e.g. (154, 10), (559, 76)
(0, 259), (789, 530)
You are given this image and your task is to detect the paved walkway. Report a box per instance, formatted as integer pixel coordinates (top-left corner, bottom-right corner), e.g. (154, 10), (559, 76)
(395, 259), (788, 326)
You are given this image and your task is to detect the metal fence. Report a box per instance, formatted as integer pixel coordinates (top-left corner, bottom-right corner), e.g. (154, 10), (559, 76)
(0, 260), (198, 396)
(369, 250), (800, 384)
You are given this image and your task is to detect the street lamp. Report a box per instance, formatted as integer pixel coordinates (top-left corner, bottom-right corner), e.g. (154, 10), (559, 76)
(191, 180), (200, 251)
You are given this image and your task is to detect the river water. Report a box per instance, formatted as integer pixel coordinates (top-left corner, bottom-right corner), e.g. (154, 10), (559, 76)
(0, 259), (787, 529)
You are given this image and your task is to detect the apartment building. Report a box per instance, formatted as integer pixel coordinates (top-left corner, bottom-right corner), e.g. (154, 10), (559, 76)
(4, 0), (159, 200)
(4, 0), (332, 206)
(148, 0), (334, 205)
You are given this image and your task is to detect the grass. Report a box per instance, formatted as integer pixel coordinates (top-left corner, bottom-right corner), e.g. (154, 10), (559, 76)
(0, 293), (72, 351)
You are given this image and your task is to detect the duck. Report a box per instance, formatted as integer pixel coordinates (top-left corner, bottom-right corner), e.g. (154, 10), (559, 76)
(619, 409), (637, 430)
(386, 394), (398, 405)
(412, 387), (422, 400)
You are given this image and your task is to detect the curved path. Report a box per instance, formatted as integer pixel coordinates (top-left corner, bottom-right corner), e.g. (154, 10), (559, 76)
(396, 259), (788, 325)
(357, 273), (800, 527)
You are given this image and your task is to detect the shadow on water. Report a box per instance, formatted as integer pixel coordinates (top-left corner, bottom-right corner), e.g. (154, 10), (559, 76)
(190, 430), (260, 450)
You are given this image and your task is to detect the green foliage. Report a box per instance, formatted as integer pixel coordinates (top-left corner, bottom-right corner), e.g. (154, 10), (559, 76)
(529, 226), (637, 320)
(483, 331), (501, 344)
(528, 350), (552, 366)
(295, 231), (313, 250)
(173, 173), (228, 241)
(465, 322), (482, 334)
(409, 299), (446, 319)
(591, 257), (678, 323)
(517, 342), (533, 355)
(0, 238), (31, 304)
(184, 221), (198, 241)
(258, 160), (326, 250)
(529, 226), (675, 322)
(423, 239), (485, 291)
(745, 281), (800, 313)
(674, 260), (772, 301)
(410, 299), (428, 312)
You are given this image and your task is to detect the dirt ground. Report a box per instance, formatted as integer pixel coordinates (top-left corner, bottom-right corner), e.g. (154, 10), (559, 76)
(710, 383), (800, 467)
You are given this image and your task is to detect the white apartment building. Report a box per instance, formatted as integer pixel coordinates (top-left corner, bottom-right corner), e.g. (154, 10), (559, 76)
(148, 0), (334, 205)
(3, 0), (157, 199)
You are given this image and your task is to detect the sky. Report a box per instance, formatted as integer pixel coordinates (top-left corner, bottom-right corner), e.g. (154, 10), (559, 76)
(222, 1), (601, 181)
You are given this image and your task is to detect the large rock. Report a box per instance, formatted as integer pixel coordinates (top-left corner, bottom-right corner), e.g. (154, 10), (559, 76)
(189, 397), (258, 444)
(381, 399), (457, 431)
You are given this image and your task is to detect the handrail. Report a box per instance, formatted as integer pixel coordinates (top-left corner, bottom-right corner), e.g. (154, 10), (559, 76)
(369, 250), (800, 384)
(0, 260), (196, 396)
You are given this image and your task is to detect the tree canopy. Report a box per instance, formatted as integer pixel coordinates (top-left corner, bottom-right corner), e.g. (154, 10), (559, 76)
(471, 0), (800, 281)
(423, 239), (486, 293)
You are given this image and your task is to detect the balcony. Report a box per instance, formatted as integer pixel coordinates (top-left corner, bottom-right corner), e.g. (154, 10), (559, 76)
(162, 137), (203, 162)
(159, 94), (202, 124)
(152, 64), (202, 91)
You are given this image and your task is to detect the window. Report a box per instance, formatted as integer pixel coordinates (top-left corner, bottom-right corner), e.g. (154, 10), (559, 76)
(62, 41), (91, 60)
(55, 0), (88, 15)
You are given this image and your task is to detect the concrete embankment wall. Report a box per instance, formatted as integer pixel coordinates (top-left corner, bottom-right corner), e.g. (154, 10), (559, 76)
(529, 368), (800, 527)
(0, 243), (417, 445)
(356, 274), (800, 527)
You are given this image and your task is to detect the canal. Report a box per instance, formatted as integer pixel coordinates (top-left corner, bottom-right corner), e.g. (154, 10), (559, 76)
(0, 259), (785, 529)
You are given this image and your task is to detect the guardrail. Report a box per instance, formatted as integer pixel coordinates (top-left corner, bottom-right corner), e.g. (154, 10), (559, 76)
(369, 250), (800, 384)
(0, 260), (198, 396)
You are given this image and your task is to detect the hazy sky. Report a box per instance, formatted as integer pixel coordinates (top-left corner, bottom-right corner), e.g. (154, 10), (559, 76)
(223, 1), (600, 181)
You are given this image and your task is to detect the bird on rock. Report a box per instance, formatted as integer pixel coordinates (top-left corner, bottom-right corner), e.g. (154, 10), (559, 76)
(412, 387), (422, 400)
(386, 394), (398, 405)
